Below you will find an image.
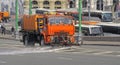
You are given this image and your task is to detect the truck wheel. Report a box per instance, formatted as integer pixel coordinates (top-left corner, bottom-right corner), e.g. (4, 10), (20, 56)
(29, 35), (35, 47)
(24, 35), (29, 46)
(23, 35), (35, 47)
(40, 37), (45, 46)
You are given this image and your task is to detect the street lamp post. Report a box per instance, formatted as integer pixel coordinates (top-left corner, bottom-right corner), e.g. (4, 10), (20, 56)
(78, 0), (83, 45)
(15, 0), (19, 39)
(29, 0), (32, 15)
(15, 0), (18, 30)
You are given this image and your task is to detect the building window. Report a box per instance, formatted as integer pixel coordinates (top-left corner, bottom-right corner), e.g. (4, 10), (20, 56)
(32, 0), (38, 8)
(43, 1), (50, 9)
(43, 1), (49, 5)
(113, 0), (119, 4)
(24, 1), (27, 5)
(113, 0), (119, 11)
(55, 7), (61, 9)
(82, 0), (87, 8)
(96, 0), (103, 10)
(55, 1), (61, 5)
(32, 6), (38, 8)
(69, 1), (75, 8)
(55, 1), (61, 9)
(32, 0), (38, 5)
(43, 7), (50, 9)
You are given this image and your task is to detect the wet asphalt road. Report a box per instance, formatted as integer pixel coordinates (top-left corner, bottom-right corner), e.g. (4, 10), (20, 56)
(0, 39), (120, 65)
(0, 51), (120, 65)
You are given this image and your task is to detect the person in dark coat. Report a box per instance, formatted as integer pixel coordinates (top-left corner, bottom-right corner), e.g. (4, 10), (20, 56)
(11, 26), (15, 36)
(1, 26), (6, 35)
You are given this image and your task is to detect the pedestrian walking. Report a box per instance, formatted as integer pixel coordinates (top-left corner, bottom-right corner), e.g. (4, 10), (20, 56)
(1, 26), (6, 35)
(11, 26), (15, 37)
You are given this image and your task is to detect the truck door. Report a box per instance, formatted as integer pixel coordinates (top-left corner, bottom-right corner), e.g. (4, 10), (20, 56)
(43, 18), (48, 33)
(37, 18), (44, 33)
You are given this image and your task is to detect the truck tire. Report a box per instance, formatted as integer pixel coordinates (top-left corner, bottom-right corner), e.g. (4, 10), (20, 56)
(23, 35), (29, 46)
(40, 37), (45, 46)
(29, 35), (35, 47)
(23, 35), (35, 47)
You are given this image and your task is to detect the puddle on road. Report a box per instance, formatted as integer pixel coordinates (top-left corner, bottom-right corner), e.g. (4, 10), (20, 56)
(104, 52), (120, 56)
(0, 47), (70, 55)
(0, 47), (51, 55)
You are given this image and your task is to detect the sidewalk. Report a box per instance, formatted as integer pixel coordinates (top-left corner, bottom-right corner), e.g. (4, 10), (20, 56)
(0, 34), (120, 46)
(0, 34), (20, 41)
(83, 41), (120, 46)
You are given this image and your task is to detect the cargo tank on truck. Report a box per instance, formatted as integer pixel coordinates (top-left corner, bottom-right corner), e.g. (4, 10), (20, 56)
(21, 14), (75, 46)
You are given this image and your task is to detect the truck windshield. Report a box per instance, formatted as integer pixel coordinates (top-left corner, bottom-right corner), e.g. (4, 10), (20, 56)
(48, 17), (72, 24)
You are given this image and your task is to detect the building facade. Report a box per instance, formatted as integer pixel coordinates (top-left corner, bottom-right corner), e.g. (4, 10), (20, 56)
(23, 0), (119, 11)
(0, 0), (24, 15)
(0, 0), (119, 14)
(76, 0), (117, 11)
(23, 0), (68, 10)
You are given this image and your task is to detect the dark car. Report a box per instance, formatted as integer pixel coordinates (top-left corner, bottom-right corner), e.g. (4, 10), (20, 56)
(18, 18), (23, 26)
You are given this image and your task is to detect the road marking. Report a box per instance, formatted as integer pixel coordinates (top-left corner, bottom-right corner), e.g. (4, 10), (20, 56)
(0, 47), (71, 55)
(117, 55), (120, 56)
(92, 51), (113, 55)
(77, 50), (99, 53)
(51, 47), (71, 52)
(0, 60), (7, 63)
(58, 57), (72, 60)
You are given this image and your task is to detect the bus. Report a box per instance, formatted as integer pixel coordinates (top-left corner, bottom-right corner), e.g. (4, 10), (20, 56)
(35, 8), (56, 14)
(56, 8), (80, 21)
(57, 9), (113, 22)
(83, 10), (113, 22)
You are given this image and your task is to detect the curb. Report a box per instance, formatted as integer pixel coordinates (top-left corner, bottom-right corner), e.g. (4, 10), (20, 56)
(83, 41), (120, 46)
(82, 36), (120, 42)
(0, 35), (120, 46)
(0, 36), (20, 41)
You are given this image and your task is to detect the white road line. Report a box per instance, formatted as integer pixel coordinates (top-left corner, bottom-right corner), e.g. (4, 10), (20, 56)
(0, 60), (7, 63)
(78, 50), (99, 53)
(58, 57), (72, 60)
(117, 55), (120, 57)
(92, 51), (113, 55)
(52, 47), (71, 52)
(0, 47), (71, 55)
